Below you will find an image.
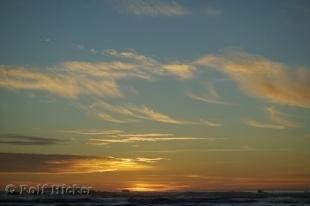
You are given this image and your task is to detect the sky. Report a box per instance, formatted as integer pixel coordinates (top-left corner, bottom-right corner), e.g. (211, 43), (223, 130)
(0, 0), (310, 192)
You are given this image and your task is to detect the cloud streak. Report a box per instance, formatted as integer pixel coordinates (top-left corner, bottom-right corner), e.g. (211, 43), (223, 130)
(199, 119), (222, 127)
(117, 0), (190, 16)
(195, 50), (310, 108)
(0, 153), (165, 173)
(62, 129), (124, 136)
(0, 64), (122, 98)
(244, 106), (301, 129)
(0, 134), (65, 146)
(0, 66), (79, 98)
(0, 49), (195, 100)
(1, 49), (309, 129)
(244, 119), (285, 130)
(87, 131), (207, 145)
(104, 49), (195, 79)
(86, 100), (190, 124)
(187, 80), (232, 106)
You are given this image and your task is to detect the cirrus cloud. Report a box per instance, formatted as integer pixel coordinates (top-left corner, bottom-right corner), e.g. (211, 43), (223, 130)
(195, 50), (310, 108)
(87, 132), (209, 145)
(0, 49), (195, 100)
(117, 0), (190, 16)
(244, 106), (301, 129)
(0, 134), (65, 146)
(0, 153), (166, 174)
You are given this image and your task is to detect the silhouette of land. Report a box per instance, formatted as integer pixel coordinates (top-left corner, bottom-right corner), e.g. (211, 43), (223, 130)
(1, 190), (310, 205)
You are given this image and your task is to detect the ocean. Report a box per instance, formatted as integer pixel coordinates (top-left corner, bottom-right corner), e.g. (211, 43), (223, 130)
(1, 191), (310, 205)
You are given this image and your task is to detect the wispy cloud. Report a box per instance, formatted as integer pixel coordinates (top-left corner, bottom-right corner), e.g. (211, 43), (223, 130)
(89, 48), (98, 54)
(188, 93), (232, 105)
(0, 49), (195, 101)
(199, 119), (222, 127)
(267, 106), (300, 128)
(62, 129), (216, 145)
(0, 153), (165, 173)
(117, 0), (190, 16)
(132, 146), (290, 154)
(135, 157), (167, 163)
(2, 48), (308, 129)
(104, 49), (196, 79)
(0, 134), (65, 146)
(85, 99), (190, 124)
(162, 64), (195, 79)
(72, 43), (84, 50)
(62, 129), (124, 135)
(0, 64), (122, 98)
(0, 66), (79, 98)
(244, 106), (301, 129)
(127, 105), (187, 124)
(87, 131), (206, 145)
(188, 80), (232, 105)
(195, 50), (310, 108)
(40, 37), (52, 44)
(244, 119), (285, 129)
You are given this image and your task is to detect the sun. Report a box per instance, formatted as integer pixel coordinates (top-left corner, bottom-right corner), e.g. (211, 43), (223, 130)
(125, 183), (185, 192)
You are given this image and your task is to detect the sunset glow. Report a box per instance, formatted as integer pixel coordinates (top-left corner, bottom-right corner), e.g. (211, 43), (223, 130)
(0, 0), (310, 192)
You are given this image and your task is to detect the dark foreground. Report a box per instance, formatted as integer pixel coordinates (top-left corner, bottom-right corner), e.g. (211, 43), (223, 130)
(1, 191), (310, 206)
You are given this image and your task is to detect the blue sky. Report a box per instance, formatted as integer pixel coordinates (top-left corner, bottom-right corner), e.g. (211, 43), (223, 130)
(0, 0), (310, 191)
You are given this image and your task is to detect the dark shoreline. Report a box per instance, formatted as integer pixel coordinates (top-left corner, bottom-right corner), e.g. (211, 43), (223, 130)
(1, 191), (310, 205)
